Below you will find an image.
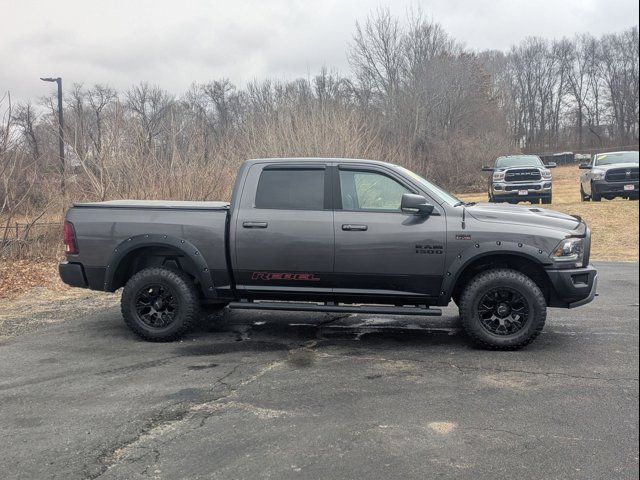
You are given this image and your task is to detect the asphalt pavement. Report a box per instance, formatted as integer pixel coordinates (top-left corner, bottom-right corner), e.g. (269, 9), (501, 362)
(0, 262), (638, 480)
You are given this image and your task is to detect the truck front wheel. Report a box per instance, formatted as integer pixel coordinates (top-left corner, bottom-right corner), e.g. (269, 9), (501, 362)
(458, 269), (546, 350)
(121, 267), (200, 342)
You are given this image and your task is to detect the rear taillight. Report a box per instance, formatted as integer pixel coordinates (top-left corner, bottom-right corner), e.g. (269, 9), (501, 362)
(63, 220), (78, 254)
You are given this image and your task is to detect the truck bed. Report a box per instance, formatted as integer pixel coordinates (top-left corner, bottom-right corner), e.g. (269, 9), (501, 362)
(65, 199), (231, 295)
(73, 200), (230, 210)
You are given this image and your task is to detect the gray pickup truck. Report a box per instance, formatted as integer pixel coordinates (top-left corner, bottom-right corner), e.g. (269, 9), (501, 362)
(59, 158), (597, 350)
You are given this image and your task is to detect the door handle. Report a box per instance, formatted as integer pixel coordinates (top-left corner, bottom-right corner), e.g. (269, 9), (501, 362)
(243, 221), (268, 229)
(342, 224), (368, 231)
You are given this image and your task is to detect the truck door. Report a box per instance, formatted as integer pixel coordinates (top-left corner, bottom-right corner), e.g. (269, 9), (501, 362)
(333, 165), (446, 299)
(232, 163), (334, 295)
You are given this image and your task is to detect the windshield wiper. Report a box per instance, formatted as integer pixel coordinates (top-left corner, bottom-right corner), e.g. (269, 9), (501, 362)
(454, 201), (476, 207)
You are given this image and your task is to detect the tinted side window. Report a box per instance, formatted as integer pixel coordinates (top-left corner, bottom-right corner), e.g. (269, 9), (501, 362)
(340, 170), (411, 211)
(255, 169), (325, 210)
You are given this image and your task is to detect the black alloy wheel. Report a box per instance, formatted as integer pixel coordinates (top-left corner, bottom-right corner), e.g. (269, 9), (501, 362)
(134, 284), (179, 328)
(477, 287), (529, 335)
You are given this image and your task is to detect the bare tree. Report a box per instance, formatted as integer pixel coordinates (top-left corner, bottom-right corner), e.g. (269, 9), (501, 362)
(349, 7), (405, 109)
(12, 103), (40, 161)
(125, 83), (171, 154)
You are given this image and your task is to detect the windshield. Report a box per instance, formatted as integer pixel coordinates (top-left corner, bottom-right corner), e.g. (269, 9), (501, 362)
(495, 155), (543, 169)
(396, 166), (462, 207)
(594, 151), (639, 166)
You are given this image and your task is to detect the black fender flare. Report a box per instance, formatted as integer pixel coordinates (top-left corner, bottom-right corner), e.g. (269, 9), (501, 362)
(103, 234), (217, 298)
(438, 240), (551, 304)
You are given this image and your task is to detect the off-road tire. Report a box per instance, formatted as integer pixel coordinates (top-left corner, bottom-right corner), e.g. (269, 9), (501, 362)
(121, 267), (200, 342)
(591, 183), (602, 202)
(580, 185), (590, 202)
(541, 195), (552, 205)
(459, 268), (547, 350)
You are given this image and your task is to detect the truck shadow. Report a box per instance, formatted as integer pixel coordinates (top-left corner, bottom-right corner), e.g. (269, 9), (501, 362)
(178, 309), (470, 354)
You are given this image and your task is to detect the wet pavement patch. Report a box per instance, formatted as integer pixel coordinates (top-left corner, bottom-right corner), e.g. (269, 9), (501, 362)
(287, 349), (316, 368)
(164, 388), (210, 402)
(175, 341), (289, 357)
(187, 363), (219, 371)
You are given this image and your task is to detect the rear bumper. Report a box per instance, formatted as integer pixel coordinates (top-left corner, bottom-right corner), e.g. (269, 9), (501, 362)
(593, 180), (639, 196)
(59, 262), (106, 290)
(546, 264), (598, 308)
(59, 262), (88, 288)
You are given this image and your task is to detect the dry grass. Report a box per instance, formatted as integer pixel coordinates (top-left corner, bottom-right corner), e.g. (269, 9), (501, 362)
(0, 164), (637, 302)
(456, 165), (639, 262)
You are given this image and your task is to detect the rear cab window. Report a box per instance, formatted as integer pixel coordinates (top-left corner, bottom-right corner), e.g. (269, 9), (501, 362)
(255, 167), (326, 210)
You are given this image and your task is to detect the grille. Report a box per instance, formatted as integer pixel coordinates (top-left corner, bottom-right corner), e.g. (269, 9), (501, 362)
(505, 184), (542, 191)
(504, 168), (542, 182)
(605, 167), (639, 182)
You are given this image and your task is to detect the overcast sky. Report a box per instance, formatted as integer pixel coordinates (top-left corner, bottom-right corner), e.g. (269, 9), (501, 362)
(1, 0), (638, 102)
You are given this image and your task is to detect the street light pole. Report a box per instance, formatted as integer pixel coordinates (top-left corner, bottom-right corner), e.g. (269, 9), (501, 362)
(40, 76), (65, 193)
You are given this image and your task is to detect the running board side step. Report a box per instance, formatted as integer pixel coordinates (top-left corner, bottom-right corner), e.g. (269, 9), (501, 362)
(228, 301), (442, 316)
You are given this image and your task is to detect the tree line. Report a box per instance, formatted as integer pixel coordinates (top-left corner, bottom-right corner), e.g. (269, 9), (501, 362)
(1, 8), (638, 224)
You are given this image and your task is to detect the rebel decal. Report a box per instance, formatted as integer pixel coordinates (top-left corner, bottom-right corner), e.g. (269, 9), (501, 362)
(252, 272), (321, 281)
(455, 234), (472, 240)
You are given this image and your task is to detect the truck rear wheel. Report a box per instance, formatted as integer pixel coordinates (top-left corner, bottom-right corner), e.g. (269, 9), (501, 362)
(121, 267), (200, 342)
(458, 269), (546, 350)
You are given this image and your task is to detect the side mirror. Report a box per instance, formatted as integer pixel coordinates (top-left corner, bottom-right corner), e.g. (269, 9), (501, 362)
(401, 194), (434, 216)
(545, 162), (557, 168)
(579, 163), (591, 169)
(481, 166), (494, 172)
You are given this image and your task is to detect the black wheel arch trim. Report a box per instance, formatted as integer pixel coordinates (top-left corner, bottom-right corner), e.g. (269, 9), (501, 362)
(439, 241), (551, 305)
(103, 234), (217, 298)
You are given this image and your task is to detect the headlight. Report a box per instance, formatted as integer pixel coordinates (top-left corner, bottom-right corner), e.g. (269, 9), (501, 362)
(591, 169), (606, 180)
(551, 237), (584, 266)
(493, 171), (505, 181)
(541, 169), (552, 180)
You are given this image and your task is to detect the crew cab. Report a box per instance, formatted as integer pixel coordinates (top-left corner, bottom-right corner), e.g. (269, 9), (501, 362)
(579, 151), (639, 201)
(59, 158), (597, 350)
(482, 155), (556, 204)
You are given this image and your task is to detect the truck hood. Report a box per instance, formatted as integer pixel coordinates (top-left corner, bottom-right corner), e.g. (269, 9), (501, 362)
(494, 165), (542, 171)
(593, 162), (639, 171)
(466, 202), (582, 232)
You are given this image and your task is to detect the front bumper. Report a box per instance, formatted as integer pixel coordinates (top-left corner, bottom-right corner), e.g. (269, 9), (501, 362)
(492, 181), (552, 198)
(546, 264), (598, 308)
(592, 180), (639, 196)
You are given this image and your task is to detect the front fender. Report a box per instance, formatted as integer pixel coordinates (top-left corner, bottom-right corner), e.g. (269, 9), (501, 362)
(439, 240), (551, 304)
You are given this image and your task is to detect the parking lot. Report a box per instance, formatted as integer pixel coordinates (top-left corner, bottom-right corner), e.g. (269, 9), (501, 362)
(0, 262), (638, 480)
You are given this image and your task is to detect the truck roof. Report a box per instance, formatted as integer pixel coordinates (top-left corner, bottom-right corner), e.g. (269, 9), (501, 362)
(245, 157), (395, 167)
